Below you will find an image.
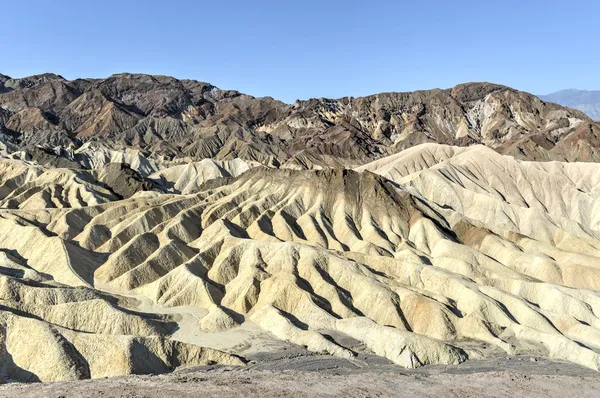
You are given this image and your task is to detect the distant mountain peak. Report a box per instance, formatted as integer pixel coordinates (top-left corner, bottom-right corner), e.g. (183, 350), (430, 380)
(540, 89), (600, 120)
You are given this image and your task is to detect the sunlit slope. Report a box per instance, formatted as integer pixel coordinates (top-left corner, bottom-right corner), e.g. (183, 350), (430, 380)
(1, 146), (599, 380)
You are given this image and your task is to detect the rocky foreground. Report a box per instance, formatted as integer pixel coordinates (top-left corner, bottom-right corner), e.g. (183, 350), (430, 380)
(1, 353), (599, 398)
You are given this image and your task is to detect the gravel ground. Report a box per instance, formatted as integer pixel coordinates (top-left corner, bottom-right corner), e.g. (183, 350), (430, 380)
(1, 352), (599, 398)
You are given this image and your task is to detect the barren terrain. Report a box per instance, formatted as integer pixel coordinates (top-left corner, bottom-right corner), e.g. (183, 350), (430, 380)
(1, 352), (599, 397)
(1, 74), (600, 395)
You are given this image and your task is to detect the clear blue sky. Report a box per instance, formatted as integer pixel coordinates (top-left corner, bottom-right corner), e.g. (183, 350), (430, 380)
(2, 0), (599, 102)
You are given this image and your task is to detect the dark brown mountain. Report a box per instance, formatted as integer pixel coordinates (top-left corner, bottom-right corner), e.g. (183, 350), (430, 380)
(1, 73), (598, 168)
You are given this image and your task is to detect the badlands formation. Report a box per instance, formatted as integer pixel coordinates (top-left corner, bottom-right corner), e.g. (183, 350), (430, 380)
(1, 74), (600, 383)
(1, 144), (600, 381)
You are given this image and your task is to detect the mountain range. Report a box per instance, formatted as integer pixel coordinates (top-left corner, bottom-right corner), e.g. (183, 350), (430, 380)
(1, 73), (600, 169)
(540, 89), (600, 121)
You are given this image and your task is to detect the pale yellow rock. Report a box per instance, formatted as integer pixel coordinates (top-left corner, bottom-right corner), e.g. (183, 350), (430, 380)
(200, 304), (240, 332)
(1, 145), (600, 381)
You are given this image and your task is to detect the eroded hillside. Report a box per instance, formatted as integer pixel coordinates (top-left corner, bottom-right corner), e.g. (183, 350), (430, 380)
(1, 141), (600, 381)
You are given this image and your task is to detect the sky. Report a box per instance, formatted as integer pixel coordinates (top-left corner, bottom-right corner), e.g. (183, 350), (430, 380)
(2, 0), (599, 103)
